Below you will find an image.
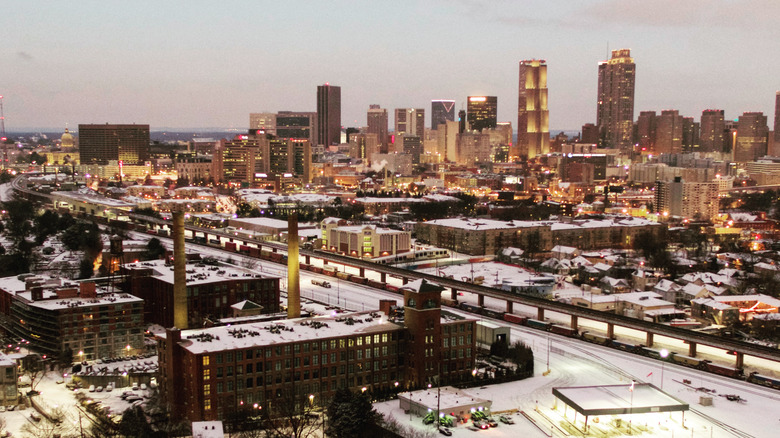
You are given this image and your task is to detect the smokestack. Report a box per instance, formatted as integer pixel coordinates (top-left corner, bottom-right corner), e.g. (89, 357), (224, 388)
(172, 210), (188, 329)
(287, 213), (301, 319)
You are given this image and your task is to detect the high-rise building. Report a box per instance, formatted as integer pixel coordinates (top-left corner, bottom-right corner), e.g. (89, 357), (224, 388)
(276, 111), (317, 145)
(348, 132), (379, 162)
(734, 112), (769, 162)
(367, 105), (389, 153)
(774, 92), (780, 150)
(655, 110), (683, 155)
(655, 177), (719, 220)
(431, 100), (456, 129)
(517, 60), (549, 159)
(467, 96), (497, 132)
(682, 117), (700, 153)
(394, 108), (425, 138)
(700, 109), (726, 153)
(596, 49), (636, 149)
(636, 111), (657, 152)
(213, 132), (312, 185)
(399, 135), (422, 165)
(249, 113), (276, 135)
(78, 124), (150, 165)
(317, 84), (341, 146)
(580, 123), (599, 144)
(458, 110), (467, 134)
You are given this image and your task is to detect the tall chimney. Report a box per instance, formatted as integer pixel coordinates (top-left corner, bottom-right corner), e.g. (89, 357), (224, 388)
(172, 210), (188, 329)
(287, 213), (301, 319)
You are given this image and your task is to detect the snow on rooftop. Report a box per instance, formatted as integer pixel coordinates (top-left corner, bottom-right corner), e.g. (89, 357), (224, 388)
(121, 259), (279, 285)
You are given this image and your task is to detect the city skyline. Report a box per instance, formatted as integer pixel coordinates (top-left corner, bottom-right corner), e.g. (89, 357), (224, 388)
(3, 1), (779, 131)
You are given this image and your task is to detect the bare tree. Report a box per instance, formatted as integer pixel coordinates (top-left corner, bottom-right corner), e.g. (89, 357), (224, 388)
(259, 391), (321, 438)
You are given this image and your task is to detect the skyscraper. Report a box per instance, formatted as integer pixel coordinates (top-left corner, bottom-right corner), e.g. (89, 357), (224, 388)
(682, 117), (699, 153)
(394, 108), (424, 137)
(317, 84), (341, 146)
(517, 59), (549, 159)
(700, 109), (726, 153)
(467, 96), (497, 132)
(78, 123), (150, 165)
(655, 110), (683, 155)
(597, 49), (636, 149)
(636, 111), (657, 151)
(734, 112), (769, 162)
(774, 92), (780, 148)
(431, 100), (456, 129)
(366, 105), (388, 153)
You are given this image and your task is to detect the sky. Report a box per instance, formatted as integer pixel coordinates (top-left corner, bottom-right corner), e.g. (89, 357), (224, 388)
(3, 0), (779, 132)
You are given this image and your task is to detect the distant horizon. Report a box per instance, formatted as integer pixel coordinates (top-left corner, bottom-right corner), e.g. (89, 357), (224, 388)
(4, 2), (778, 131)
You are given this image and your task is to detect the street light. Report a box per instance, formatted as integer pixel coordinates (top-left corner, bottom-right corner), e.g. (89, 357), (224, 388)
(659, 349), (669, 389)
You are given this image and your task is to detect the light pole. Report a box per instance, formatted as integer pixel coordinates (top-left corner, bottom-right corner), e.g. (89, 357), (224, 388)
(659, 349), (669, 389)
(628, 380), (635, 435)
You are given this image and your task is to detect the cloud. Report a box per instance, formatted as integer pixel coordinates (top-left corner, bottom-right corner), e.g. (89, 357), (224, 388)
(16, 51), (33, 61)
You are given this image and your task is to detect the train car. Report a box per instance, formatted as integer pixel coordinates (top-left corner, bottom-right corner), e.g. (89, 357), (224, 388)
(224, 242), (237, 252)
(299, 263), (311, 271)
(670, 354), (708, 369)
(581, 331), (611, 346)
(208, 238), (222, 247)
(504, 314), (528, 325)
(366, 279), (385, 289)
(269, 252), (285, 263)
(526, 319), (552, 331)
(748, 372), (780, 390)
(481, 308), (505, 320)
(239, 245), (251, 254)
(639, 347), (668, 360)
(705, 362), (743, 379)
(349, 276), (367, 285)
(321, 266), (337, 277)
(459, 302), (482, 314)
(440, 297), (457, 307)
(611, 340), (641, 353)
(385, 285), (400, 293)
(335, 271), (351, 281)
(550, 325), (578, 337)
(309, 266), (323, 274)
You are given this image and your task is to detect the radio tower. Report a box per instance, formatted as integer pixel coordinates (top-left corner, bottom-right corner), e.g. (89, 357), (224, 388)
(0, 95), (7, 169)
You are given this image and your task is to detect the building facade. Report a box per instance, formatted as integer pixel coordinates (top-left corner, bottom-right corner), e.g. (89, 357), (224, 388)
(734, 112), (769, 162)
(654, 177), (719, 220)
(394, 108), (425, 138)
(321, 223), (411, 258)
(467, 96), (498, 132)
(78, 123), (150, 165)
(431, 100), (455, 129)
(700, 109), (726, 153)
(517, 59), (550, 159)
(596, 49), (636, 150)
(317, 84), (341, 146)
(367, 105), (389, 153)
(655, 110), (684, 155)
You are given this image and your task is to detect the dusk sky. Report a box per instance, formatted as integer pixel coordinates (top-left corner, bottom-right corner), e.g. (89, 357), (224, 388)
(4, 1), (779, 132)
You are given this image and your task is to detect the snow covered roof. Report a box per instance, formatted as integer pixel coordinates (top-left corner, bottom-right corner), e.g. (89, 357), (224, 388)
(691, 297), (735, 310)
(553, 383), (689, 416)
(192, 421), (224, 438)
(167, 310), (403, 355)
(551, 245), (578, 254)
(654, 279), (680, 292)
(121, 259), (279, 286)
(616, 291), (672, 307)
(501, 247), (524, 257)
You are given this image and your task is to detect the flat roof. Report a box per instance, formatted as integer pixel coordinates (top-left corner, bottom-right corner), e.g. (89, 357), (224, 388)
(553, 383), (689, 417)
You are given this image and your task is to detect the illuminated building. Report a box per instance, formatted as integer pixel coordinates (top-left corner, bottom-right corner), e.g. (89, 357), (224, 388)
(348, 132), (379, 161)
(366, 105), (388, 153)
(60, 127), (75, 149)
(78, 123), (150, 165)
(467, 96), (497, 132)
(275, 112), (317, 145)
(655, 110), (683, 155)
(398, 135), (422, 165)
(455, 131), (491, 166)
(213, 134), (262, 186)
(213, 132), (312, 186)
(596, 49), (635, 149)
(654, 177), (719, 220)
(517, 59), (549, 158)
(580, 123), (599, 144)
(321, 223), (411, 258)
(700, 109), (726, 153)
(636, 111), (656, 151)
(158, 281), (476, 422)
(733, 112), (769, 162)
(317, 83), (341, 146)
(394, 108), (424, 137)
(431, 99), (455, 129)
(774, 91), (780, 152)
(249, 113), (276, 135)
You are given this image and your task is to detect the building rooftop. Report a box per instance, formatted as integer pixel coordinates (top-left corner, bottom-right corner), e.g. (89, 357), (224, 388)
(121, 259), (280, 286)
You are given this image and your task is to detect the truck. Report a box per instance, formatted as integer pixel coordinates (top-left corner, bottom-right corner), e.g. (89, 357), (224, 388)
(311, 279), (332, 288)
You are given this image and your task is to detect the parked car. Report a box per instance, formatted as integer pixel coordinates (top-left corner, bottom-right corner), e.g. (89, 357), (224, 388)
(486, 417), (498, 427)
(88, 385), (96, 392)
(438, 427), (453, 436)
(499, 414), (515, 424)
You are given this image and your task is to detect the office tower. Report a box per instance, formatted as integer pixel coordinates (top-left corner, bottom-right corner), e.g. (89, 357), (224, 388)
(734, 112), (769, 162)
(367, 105), (389, 153)
(458, 110), (467, 134)
(431, 100), (456, 129)
(212, 134), (262, 185)
(399, 135), (422, 164)
(438, 121), (459, 161)
(394, 108), (425, 137)
(78, 124), (150, 165)
(492, 122), (513, 162)
(517, 60), (549, 159)
(249, 113), (276, 134)
(455, 131), (492, 166)
(275, 111), (317, 145)
(655, 110), (683, 155)
(636, 111), (656, 151)
(596, 49), (636, 149)
(682, 117), (699, 153)
(467, 96), (498, 132)
(580, 123), (599, 144)
(348, 132), (379, 161)
(317, 83), (341, 146)
(774, 92), (780, 151)
(700, 109), (726, 153)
